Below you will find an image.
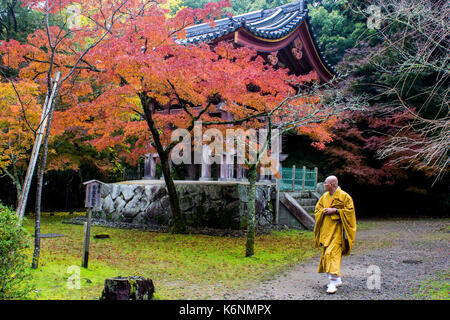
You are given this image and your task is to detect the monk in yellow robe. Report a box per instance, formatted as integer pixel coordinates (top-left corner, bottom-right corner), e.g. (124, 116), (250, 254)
(313, 175), (356, 294)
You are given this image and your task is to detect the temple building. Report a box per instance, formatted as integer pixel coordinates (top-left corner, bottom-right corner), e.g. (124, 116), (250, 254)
(178, 0), (338, 82)
(143, 0), (337, 182)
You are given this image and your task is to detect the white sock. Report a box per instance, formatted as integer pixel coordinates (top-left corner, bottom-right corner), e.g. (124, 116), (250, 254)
(329, 274), (341, 284)
(332, 277), (342, 285)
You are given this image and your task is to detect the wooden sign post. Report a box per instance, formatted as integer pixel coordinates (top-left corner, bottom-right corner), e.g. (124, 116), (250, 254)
(82, 180), (102, 268)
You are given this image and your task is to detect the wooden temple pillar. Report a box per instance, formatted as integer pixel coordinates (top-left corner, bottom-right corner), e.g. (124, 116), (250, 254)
(236, 164), (247, 181)
(219, 152), (235, 181)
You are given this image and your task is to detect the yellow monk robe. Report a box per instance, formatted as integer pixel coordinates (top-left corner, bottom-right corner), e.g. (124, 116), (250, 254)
(313, 187), (357, 276)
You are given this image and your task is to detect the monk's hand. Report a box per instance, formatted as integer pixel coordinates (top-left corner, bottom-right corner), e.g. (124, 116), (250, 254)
(324, 208), (338, 215)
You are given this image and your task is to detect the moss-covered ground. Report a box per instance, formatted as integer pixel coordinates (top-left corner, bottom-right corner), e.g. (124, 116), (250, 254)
(21, 212), (320, 300)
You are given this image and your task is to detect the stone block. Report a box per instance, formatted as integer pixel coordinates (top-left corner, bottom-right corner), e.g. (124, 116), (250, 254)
(114, 195), (127, 214)
(103, 195), (114, 213)
(133, 185), (145, 196)
(110, 184), (121, 200)
(101, 183), (111, 198)
(121, 185), (135, 202)
(237, 184), (249, 202)
(204, 185), (222, 200)
(122, 196), (141, 219)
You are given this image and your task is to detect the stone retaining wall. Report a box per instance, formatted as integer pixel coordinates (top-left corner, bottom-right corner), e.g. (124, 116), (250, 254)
(94, 182), (274, 229)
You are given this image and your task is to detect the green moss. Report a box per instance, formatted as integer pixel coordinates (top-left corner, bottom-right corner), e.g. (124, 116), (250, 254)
(21, 215), (317, 300)
(128, 278), (136, 299)
(413, 271), (450, 300)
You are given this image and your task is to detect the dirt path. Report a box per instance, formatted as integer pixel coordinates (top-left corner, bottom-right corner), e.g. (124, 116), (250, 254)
(212, 219), (450, 300)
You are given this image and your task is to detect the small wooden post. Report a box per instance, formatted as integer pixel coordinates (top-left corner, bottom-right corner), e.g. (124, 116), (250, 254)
(302, 166), (306, 190)
(275, 177), (280, 224)
(137, 161), (141, 179)
(291, 165), (296, 191)
(314, 167), (318, 190)
(82, 208), (92, 268)
(82, 180), (102, 269)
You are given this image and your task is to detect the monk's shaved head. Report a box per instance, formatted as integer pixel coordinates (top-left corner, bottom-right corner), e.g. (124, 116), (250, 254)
(325, 175), (338, 187)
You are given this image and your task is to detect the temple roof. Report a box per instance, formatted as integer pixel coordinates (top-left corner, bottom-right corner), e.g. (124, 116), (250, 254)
(180, 1), (306, 43)
(176, 1), (339, 81)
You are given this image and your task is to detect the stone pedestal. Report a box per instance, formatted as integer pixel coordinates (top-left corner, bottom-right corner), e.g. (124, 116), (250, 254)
(143, 154), (157, 180)
(94, 181), (274, 230)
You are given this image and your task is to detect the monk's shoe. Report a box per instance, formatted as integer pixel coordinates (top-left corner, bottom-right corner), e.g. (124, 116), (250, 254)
(326, 283), (337, 294)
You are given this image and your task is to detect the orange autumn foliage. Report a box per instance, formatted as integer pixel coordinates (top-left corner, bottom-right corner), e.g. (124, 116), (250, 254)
(1, 0), (334, 170)
(0, 80), (42, 173)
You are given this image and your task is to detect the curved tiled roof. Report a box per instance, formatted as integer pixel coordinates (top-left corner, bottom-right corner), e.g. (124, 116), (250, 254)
(176, 1), (339, 78)
(178, 1), (307, 44)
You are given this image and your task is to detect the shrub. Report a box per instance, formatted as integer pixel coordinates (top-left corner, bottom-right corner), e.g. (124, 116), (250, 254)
(0, 202), (32, 299)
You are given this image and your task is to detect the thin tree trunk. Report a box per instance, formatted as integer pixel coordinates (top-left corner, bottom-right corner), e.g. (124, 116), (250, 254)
(141, 94), (188, 234)
(13, 163), (23, 209)
(32, 154), (43, 269)
(32, 87), (58, 269)
(15, 184), (22, 209)
(246, 164), (257, 257)
(159, 150), (187, 234)
(4, 167), (23, 209)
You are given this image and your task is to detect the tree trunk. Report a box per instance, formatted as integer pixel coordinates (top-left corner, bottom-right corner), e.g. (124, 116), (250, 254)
(4, 166), (23, 209)
(32, 154), (43, 269)
(32, 87), (58, 269)
(246, 164), (257, 257)
(160, 150), (188, 234)
(15, 183), (22, 209)
(141, 94), (188, 234)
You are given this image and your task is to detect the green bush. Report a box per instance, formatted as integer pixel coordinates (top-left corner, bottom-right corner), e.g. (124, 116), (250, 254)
(0, 202), (32, 299)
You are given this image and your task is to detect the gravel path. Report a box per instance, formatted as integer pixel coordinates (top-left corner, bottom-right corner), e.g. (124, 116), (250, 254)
(213, 219), (450, 300)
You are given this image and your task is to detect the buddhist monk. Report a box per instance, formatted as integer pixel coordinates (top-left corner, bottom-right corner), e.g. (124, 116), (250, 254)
(313, 175), (357, 294)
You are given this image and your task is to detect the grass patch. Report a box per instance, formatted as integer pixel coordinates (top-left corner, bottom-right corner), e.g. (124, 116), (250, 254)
(356, 220), (378, 231)
(21, 214), (317, 300)
(413, 271), (450, 300)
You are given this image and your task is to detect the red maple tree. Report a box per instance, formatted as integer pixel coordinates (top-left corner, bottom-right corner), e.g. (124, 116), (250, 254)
(2, 1), (335, 238)
(52, 1), (330, 234)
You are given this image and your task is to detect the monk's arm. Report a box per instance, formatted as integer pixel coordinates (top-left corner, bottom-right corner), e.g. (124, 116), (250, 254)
(342, 194), (355, 215)
(335, 194), (356, 227)
(314, 196), (325, 220)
